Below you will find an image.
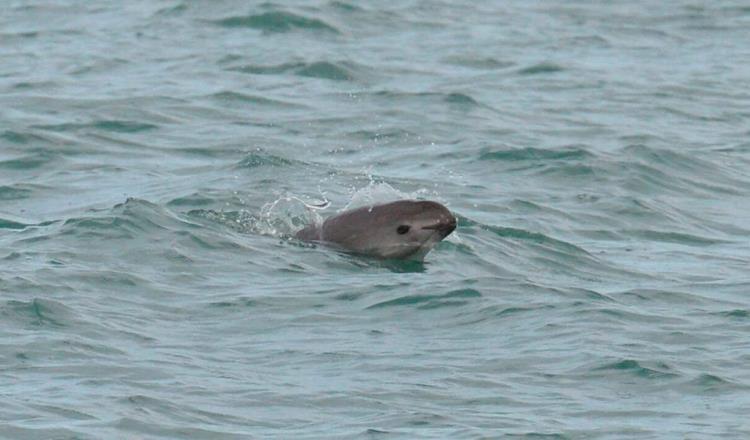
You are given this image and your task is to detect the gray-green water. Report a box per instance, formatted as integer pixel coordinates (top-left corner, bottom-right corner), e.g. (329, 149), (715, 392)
(2, 1), (750, 438)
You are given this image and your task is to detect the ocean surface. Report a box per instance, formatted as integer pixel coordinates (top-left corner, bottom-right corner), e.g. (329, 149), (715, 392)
(2, 1), (750, 438)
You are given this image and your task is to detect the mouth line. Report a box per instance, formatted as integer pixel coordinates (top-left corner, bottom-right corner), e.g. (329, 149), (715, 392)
(422, 222), (455, 230)
(422, 219), (457, 235)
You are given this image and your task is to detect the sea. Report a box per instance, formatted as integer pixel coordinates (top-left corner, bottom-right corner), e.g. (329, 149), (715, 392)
(1, 1), (750, 439)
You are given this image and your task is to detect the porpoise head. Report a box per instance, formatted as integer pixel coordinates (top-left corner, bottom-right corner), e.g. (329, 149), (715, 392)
(319, 200), (457, 260)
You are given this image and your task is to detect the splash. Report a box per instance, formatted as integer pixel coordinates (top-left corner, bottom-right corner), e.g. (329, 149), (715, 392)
(342, 179), (432, 212)
(255, 195), (328, 237)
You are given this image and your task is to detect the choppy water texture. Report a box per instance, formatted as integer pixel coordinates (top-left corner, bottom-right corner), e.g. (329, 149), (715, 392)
(2, 1), (750, 438)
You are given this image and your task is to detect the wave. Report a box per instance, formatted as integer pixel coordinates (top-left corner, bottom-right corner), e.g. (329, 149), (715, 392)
(367, 288), (482, 310)
(591, 359), (680, 379)
(32, 120), (158, 133)
(518, 62), (565, 75)
(230, 60), (362, 82)
(234, 150), (296, 169)
(480, 146), (594, 162)
(213, 11), (340, 34)
(208, 91), (305, 108)
(0, 151), (60, 171)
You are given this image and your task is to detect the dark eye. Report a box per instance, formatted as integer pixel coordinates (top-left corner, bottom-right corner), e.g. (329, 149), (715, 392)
(397, 225), (410, 235)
